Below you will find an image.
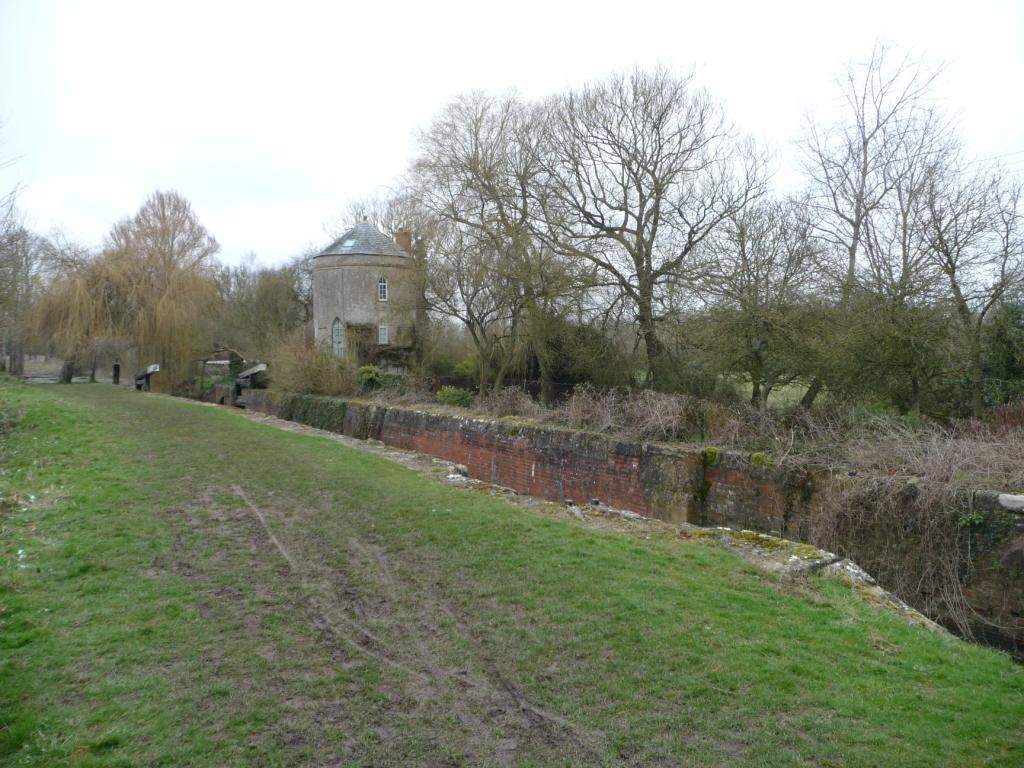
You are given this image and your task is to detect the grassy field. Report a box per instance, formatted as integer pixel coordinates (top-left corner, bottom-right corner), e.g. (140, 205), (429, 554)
(1, 379), (1022, 767)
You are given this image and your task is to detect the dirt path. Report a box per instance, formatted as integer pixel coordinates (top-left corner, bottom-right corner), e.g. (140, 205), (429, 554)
(239, 482), (606, 761)
(163, 469), (608, 765)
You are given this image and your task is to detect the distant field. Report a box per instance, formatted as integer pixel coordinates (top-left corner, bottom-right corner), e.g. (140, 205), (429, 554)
(1, 379), (1021, 767)
(734, 381), (809, 408)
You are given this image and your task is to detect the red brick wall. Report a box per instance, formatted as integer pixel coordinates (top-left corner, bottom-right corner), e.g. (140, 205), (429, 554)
(242, 392), (813, 532)
(381, 415), (655, 515)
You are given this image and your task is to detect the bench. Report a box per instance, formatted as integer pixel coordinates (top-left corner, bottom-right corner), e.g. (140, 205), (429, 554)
(134, 363), (160, 391)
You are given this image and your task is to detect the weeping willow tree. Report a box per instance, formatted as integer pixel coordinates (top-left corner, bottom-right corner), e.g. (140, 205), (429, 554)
(28, 190), (221, 391)
(28, 255), (105, 381)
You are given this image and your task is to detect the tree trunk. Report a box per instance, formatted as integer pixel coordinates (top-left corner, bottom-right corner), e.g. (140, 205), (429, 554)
(842, 221), (862, 302)
(59, 358), (75, 384)
(539, 364), (554, 406)
(89, 352), (98, 383)
(908, 375), (922, 415)
(492, 355), (512, 393)
(967, 337), (985, 418)
(476, 344), (492, 396)
(635, 285), (670, 388)
(4, 331), (24, 376)
(638, 306), (667, 388)
(478, 362), (489, 397)
(800, 377), (822, 409)
(9, 339), (24, 377)
(534, 345), (555, 406)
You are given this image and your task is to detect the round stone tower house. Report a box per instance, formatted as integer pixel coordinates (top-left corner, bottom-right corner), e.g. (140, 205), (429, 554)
(313, 220), (420, 371)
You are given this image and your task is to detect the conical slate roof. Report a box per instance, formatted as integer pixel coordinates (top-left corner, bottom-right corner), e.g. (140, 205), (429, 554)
(318, 220), (408, 258)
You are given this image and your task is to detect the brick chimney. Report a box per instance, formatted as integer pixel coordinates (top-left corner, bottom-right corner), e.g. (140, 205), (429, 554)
(394, 229), (413, 256)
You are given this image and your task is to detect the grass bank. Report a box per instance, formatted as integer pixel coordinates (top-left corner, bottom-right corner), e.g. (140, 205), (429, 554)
(1, 379), (1021, 766)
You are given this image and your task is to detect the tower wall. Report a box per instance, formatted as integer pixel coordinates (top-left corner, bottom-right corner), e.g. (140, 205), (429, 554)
(312, 254), (418, 353)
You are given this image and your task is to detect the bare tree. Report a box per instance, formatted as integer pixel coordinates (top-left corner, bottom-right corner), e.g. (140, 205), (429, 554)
(215, 259), (307, 358)
(0, 215), (47, 375)
(414, 92), (581, 397)
(107, 189), (219, 272)
(328, 191), (427, 241)
(539, 68), (765, 388)
(802, 45), (943, 294)
(425, 220), (524, 392)
(799, 44), (944, 405)
(858, 109), (950, 304)
(700, 198), (820, 406)
(287, 244), (321, 326)
(0, 117), (21, 223)
(926, 160), (1024, 414)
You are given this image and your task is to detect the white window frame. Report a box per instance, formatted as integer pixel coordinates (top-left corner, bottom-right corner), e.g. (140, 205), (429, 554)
(331, 318), (345, 357)
(378, 276), (388, 302)
(377, 322), (389, 346)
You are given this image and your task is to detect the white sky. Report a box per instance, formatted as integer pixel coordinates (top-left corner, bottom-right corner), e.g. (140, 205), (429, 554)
(1, 0), (1022, 266)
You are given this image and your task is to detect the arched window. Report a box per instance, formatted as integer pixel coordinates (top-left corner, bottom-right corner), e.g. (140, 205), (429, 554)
(331, 318), (346, 357)
(378, 276), (388, 302)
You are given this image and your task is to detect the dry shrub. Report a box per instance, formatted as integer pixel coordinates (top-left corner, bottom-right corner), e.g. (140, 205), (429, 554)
(475, 387), (545, 419)
(843, 421), (1024, 490)
(809, 419), (1024, 639)
(555, 385), (621, 434)
(813, 477), (975, 636)
(991, 400), (1024, 432)
(703, 402), (775, 452)
(699, 402), (923, 467)
(369, 373), (433, 406)
(551, 386), (702, 441)
(617, 389), (700, 441)
(268, 331), (356, 396)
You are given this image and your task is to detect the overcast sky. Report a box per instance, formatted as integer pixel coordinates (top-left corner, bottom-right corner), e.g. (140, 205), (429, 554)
(1, 0), (1022, 266)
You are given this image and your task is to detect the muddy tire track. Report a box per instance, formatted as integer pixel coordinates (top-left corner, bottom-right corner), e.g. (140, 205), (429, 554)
(231, 484), (608, 764)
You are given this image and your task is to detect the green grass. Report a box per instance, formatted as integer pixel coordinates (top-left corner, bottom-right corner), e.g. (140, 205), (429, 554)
(1, 379), (1021, 766)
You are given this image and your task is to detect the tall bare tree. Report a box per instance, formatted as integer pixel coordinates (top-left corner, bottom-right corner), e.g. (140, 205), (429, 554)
(926, 160), (1024, 414)
(799, 45), (944, 405)
(424, 220), (524, 392)
(803, 45), (943, 295)
(0, 216), (47, 375)
(414, 92), (582, 397)
(538, 68), (765, 387)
